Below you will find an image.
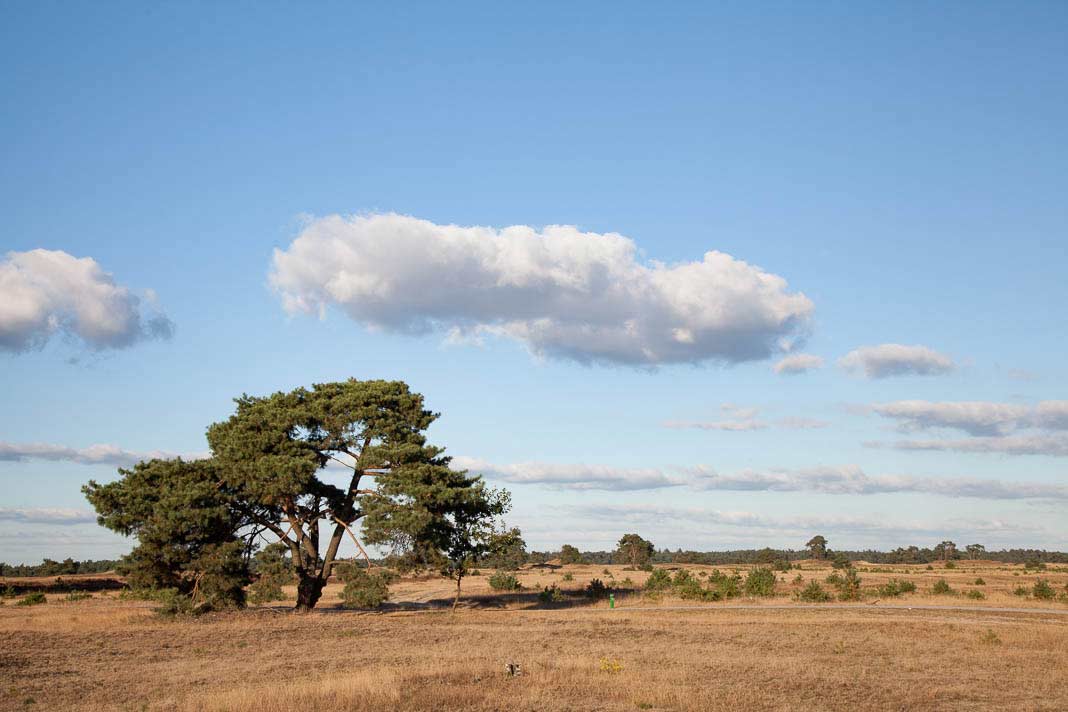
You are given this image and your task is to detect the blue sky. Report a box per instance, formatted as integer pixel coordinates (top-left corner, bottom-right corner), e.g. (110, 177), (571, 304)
(2, 2), (1066, 563)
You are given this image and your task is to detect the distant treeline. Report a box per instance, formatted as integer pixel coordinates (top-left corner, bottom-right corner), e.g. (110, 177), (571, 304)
(0, 558), (122, 577)
(527, 547), (1068, 566)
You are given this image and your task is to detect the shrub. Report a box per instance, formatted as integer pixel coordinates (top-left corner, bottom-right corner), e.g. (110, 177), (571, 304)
(64, 591), (92, 602)
(925, 565), (934, 571)
(792, 573), (804, 585)
(470, 569), (481, 576)
(248, 542), (293, 605)
(602, 569), (611, 576)
(644, 568), (672, 592)
(1024, 558), (1046, 571)
(965, 589), (985, 600)
(15, 592), (46, 606)
(944, 561), (957, 569)
(932, 579), (954, 595)
(1033, 579), (1055, 600)
(797, 581), (831, 602)
(708, 569), (742, 599)
(638, 562), (654, 572)
(621, 577), (635, 588)
(1, 585), (16, 598)
(980, 629), (1001, 645)
(585, 578), (610, 599)
(1013, 586), (1030, 597)
(877, 579), (917, 597)
(488, 571), (522, 591)
(831, 553), (851, 570)
(538, 584), (564, 604)
(836, 568), (862, 601)
(561, 572), (574, 582)
(974, 578), (986, 586)
(772, 559), (792, 572)
(744, 567), (777, 597)
(338, 565), (395, 609)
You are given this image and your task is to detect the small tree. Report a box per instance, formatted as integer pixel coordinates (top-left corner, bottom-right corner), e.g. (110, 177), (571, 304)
(615, 534), (655, 568)
(806, 535), (828, 560)
(934, 541), (957, 561)
(337, 564), (395, 608)
(559, 544), (584, 565)
(248, 543), (292, 605)
(481, 527), (527, 571)
(965, 544), (986, 560)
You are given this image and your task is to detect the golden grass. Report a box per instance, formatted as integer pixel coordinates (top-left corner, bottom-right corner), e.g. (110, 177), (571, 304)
(1, 561), (1066, 711)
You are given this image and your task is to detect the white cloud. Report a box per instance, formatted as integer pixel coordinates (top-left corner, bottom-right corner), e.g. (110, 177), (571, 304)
(450, 456), (684, 491)
(0, 249), (173, 352)
(773, 353), (824, 375)
(269, 213), (814, 366)
(839, 344), (954, 379)
(664, 403), (829, 432)
(871, 400), (1032, 436)
(871, 434), (1068, 458)
(457, 455), (1068, 500)
(0, 442), (205, 467)
(0, 507), (98, 525)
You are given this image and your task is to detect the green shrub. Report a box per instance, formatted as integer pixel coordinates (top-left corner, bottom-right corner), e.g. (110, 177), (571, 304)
(980, 629), (1001, 645)
(974, 578), (986, 586)
(585, 578), (610, 599)
(744, 567), (777, 597)
(1024, 558), (1046, 571)
(1033, 579), (1055, 600)
(797, 581), (831, 602)
(831, 553), (851, 570)
(877, 579), (917, 597)
(836, 568), (862, 601)
(621, 577), (635, 588)
(932, 579), (954, 595)
(1, 585), (16, 598)
(538, 584), (564, 604)
(772, 559), (792, 572)
(944, 561), (956, 569)
(561, 572), (574, 582)
(64, 591), (92, 602)
(15, 592), (46, 606)
(488, 571), (522, 591)
(644, 568), (673, 592)
(638, 562), (654, 572)
(338, 565), (395, 609)
(825, 572), (843, 586)
(792, 573), (804, 585)
(965, 589), (985, 600)
(1013, 586), (1030, 597)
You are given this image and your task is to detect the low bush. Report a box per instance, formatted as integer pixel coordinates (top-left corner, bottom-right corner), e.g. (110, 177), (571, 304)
(538, 584), (564, 604)
(965, 589), (985, 600)
(836, 568), (862, 601)
(338, 565), (396, 609)
(877, 579), (917, 597)
(561, 573), (574, 582)
(797, 581), (831, 602)
(944, 561), (957, 569)
(831, 553), (851, 570)
(64, 591), (92, 602)
(488, 571), (522, 591)
(585, 578), (610, 599)
(644, 568), (672, 591)
(974, 578), (986, 586)
(744, 567), (777, 597)
(1013, 586), (1030, 597)
(15, 592), (46, 606)
(1033, 579), (1055, 600)
(932, 579), (954, 595)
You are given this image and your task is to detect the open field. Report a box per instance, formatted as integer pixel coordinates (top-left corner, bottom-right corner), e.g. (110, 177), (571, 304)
(2, 561), (1068, 711)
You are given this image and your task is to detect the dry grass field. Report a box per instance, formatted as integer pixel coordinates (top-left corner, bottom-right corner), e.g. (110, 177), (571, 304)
(2, 560), (1067, 711)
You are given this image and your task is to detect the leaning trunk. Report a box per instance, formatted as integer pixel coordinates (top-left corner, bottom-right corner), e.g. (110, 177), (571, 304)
(295, 574), (325, 612)
(452, 574), (462, 610)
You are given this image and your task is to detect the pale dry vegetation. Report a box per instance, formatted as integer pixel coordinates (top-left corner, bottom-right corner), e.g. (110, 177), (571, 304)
(2, 561), (1067, 711)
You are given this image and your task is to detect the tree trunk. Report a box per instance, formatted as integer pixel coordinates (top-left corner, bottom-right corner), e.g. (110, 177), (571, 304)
(295, 574), (325, 612)
(452, 575), (462, 610)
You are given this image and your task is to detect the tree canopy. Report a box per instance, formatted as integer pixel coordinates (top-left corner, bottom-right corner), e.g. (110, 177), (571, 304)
(85, 379), (511, 611)
(615, 533), (654, 568)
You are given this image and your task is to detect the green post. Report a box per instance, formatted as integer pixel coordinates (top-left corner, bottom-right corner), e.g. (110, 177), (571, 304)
(609, 593), (615, 609)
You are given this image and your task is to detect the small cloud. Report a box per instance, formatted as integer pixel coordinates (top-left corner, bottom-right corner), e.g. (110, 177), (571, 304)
(773, 353), (824, 375)
(0, 249), (174, 353)
(0, 507), (98, 525)
(0, 441), (206, 467)
(839, 344), (954, 379)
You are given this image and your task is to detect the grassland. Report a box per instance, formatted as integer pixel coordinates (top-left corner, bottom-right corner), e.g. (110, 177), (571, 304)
(2, 560), (1067, 711)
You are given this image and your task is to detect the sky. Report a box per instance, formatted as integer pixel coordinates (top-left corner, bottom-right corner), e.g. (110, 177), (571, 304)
(1, 2), (1066, 564)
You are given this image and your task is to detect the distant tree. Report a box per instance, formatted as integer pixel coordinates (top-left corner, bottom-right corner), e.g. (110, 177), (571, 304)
(615, 534), (655, 568)
(481, 526), (527, 571)
(559, 544), (584, 565)
(965, 544), (986, 560)
(934, 541), (958, 561)
(806, 535), (828, 560)
(248, 542), (292, 605)
(87, 379), (511, 612)
(754, 547), (778, 564)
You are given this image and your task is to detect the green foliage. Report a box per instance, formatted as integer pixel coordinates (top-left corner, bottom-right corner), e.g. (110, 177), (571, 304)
(561, 572), (574, 582)
(876, 579), (917, 597)
(481, 527), (526, 571)
(15, 592), (46, 606)
(1032, 579), (1055, 600)
(615, 534), (654, 568)
(1024, 558), (1046, 571)
(707, 569), (742, 599)
(806, 535), (828, 559)
(831, 552), (851, 570)
(974, 578), (986, 585)
(944, 561), (956, 569)
(64, 591), (92, 602)
(558, 544), (584, 565)
(965, 589), (985, 600)
(1013, 585), (1030, 597)
(337, 564), (395, 609)
(538, 584), (564, 604)
(932, 579), (954, 595)
(980, 629), (1001, 645)
(744, 567), (777, 597)
(835, 568), (862, 601)
(772, 559), (792, 572)
(797, 581), (831, 602)
(584, 578), (610, 599)
(488, 571), (522, 591)
(644, 568), (673, 592)
(248, 543), (293, 605)
(792, 573), (804, 585)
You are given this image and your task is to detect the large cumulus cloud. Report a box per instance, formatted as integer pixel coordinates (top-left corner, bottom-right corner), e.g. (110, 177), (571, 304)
(269, 213), (814, 366)
(0, 249), (173, 352)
